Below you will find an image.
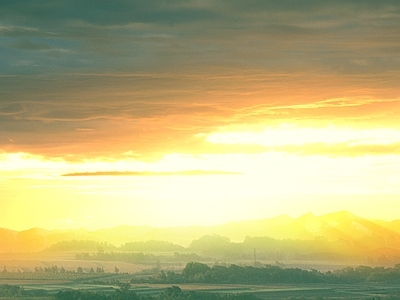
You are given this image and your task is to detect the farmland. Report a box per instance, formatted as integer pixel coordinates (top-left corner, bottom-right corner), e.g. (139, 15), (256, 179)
(2, 279), (400, 299)
(2, 257), (400, 299)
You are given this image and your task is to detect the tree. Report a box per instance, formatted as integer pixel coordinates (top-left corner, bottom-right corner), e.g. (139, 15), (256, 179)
(96, 266), (104, 273)
(181, 262), (211, 281)
(164, 286), (182, 297)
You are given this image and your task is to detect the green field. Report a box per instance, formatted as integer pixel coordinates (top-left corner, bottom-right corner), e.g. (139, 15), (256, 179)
(2, 277), (400, 299)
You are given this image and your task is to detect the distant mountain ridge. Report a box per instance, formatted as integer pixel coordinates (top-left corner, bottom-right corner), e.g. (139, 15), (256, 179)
(1, 211), (400, 254)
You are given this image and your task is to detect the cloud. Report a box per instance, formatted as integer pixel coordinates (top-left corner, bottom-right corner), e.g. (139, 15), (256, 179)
(62, 170), (240, 177)
(0, 1), (216, 27)
(0, 1), (399, 159)
(0, 25), (42, 37)
(0, 103), (25, 115)
(0, 69), (399, 159)
(281, 142), (400, 157)
(206, 126), (400, 146)
(1, 0), (399, 74)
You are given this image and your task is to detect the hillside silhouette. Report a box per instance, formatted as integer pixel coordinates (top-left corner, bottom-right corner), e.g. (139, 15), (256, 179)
(1, 211), (400, 263)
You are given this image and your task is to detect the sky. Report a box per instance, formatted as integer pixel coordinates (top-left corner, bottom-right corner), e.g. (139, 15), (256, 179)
(1, 1), (400, 231)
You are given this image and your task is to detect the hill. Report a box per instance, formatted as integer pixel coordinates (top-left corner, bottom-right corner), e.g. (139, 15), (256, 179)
(1, 212), (400, 259)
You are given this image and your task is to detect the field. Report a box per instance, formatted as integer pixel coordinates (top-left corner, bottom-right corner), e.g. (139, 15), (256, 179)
(2, 279), (400, 299)
(1, 252), (400, 299)
(2, 268), (400, 300)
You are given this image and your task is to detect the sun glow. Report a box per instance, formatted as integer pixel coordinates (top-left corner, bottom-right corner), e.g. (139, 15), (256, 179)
(2, 131), (400, 231)
(1, 123), (400, 231)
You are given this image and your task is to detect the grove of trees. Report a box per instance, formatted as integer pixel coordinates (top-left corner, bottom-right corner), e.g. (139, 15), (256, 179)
(152, 262), (400, 284)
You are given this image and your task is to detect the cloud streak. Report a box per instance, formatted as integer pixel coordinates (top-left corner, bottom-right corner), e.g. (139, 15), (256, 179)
(62, 170), (240, 177)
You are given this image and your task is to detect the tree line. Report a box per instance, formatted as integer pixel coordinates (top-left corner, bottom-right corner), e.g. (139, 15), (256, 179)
(75, 251), (203, 264)
(52, 235), (400, 265)
(151, 262), (400, 284)
(0, 264), (104, 280)
(50, 239), (183, 253)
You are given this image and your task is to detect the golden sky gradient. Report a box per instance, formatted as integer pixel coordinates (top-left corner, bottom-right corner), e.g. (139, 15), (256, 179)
(1, 1), (400, 230)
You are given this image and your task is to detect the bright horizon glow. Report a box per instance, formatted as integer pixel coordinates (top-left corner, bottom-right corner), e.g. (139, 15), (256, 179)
(1, 123), (400, 231)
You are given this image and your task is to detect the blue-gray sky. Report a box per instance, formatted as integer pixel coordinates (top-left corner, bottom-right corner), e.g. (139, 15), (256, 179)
(1, 0), (399, 158)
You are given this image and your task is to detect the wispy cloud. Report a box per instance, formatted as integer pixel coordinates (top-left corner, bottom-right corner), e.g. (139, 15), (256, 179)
(63, 170), (240, 177)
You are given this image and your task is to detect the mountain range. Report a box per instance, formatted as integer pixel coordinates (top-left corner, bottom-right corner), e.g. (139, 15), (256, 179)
(1, 211), (400, 259)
